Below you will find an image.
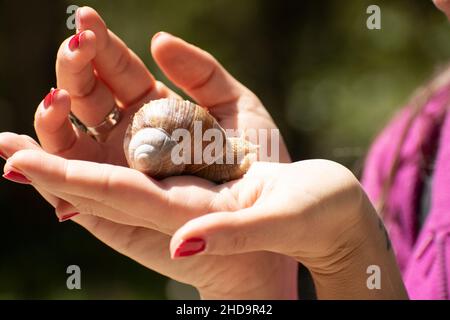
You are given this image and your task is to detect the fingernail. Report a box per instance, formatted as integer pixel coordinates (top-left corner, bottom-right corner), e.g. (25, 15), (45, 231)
(0, 151), (7, 160)
(68, 32), (82, 51)
(173, 238), (206, 258)
(59, 212), (80, 222)
(43, 88), (60, 109)
(2, 170), (31, 184)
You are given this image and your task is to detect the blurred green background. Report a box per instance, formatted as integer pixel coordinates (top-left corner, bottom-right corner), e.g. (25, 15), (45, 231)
(0, 0), (449, 299)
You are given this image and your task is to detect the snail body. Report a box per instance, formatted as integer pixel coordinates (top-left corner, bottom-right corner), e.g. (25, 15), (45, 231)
(123, 99), (257, 182)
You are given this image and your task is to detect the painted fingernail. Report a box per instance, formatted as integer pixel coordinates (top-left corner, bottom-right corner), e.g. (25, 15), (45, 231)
(2, 170), (31, 184)
(43, 88), (60, 109)
(43, 90), (52, 108)
(68, 32), (82, 51)
(59, 212), (80, 222)
(173, 238), (206, 258)
(0, 151), (7, 160)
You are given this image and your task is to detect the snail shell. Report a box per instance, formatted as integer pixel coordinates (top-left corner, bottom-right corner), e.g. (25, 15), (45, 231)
(123, 98), (257, 182)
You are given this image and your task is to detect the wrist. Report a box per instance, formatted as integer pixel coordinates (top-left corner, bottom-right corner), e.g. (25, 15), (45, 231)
(306, 194), (408, 299)
(198, 256), (299, 300)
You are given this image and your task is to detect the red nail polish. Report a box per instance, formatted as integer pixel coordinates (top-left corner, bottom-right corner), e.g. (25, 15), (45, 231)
(68, 32), (82, 51)
(59, 212), (80, 222)
(43, 91), (52, 108)
(43, 88), (59, 109)
(2, 170), (31, 184)
(174, 238), (206, 258)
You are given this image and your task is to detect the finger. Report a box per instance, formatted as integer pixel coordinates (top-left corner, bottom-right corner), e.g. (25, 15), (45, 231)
(434, 0), (450, 19)
(76, 6), (161, 107)
(35, 89), (84, 156)
(72, 215), (208, 281)
(34, 88), (100, 160)
(74, 215), (170, 260)
(48, 188), (163, 229)
(0, 132), (61, 207)
(170, 206), (294, 259)
(151, 32), (248, 108)
(56, 29), (118, 126)
(5, 149), (218, 234)
(0, 134), (112, 223)
(0, 132), (40, 158)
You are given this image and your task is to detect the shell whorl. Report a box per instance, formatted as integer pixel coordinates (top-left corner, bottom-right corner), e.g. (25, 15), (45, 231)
(124, 98), (257, 182)
(127, 127), (181, 176)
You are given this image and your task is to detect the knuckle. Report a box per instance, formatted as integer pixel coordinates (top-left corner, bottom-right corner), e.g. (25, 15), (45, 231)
(52, 136), (78, 157)
(109, 48), (132, 77)
(121, 227), (145, 252)
(57, 44), (82, 73)
(189, 64), (217, 91)
(71, 75), (97, 98)
(96, 165), (114, 205)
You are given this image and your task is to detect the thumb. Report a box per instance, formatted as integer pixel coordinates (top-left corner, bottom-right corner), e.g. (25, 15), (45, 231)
(150, 32), (245, 108)
(170, 206), (294, 259)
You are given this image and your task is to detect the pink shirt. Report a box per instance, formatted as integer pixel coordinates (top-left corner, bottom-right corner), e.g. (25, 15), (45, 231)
(362, 85), (450, 299)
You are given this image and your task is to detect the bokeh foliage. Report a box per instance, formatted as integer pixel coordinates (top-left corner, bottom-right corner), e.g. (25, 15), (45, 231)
(0, 0), (448, 299)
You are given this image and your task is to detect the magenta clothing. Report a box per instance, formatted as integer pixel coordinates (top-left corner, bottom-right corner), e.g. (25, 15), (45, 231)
(362, 85), (450, 299)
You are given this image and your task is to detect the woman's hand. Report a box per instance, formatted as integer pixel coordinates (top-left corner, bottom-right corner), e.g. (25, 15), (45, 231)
(2, 142), (407, 299)
(171, 161), (409, 299)
(36, 6), (289, 166)
(1, 137), (296, 299)
(1, 5), (407, 299)
(12, 5), (294, 299)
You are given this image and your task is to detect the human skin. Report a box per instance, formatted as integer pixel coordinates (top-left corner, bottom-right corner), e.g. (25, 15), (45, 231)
(2, 144), (407, 299)
(434, 0), (450, 19)
(0, 6), (408, 299)
(2, 6), (297, 300)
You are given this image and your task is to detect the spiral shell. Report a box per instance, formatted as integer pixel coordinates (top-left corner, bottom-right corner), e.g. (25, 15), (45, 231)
(123, 98), (257, 182)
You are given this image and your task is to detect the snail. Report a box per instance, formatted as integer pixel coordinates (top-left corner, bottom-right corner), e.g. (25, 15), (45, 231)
(123, 98), (258, 183)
